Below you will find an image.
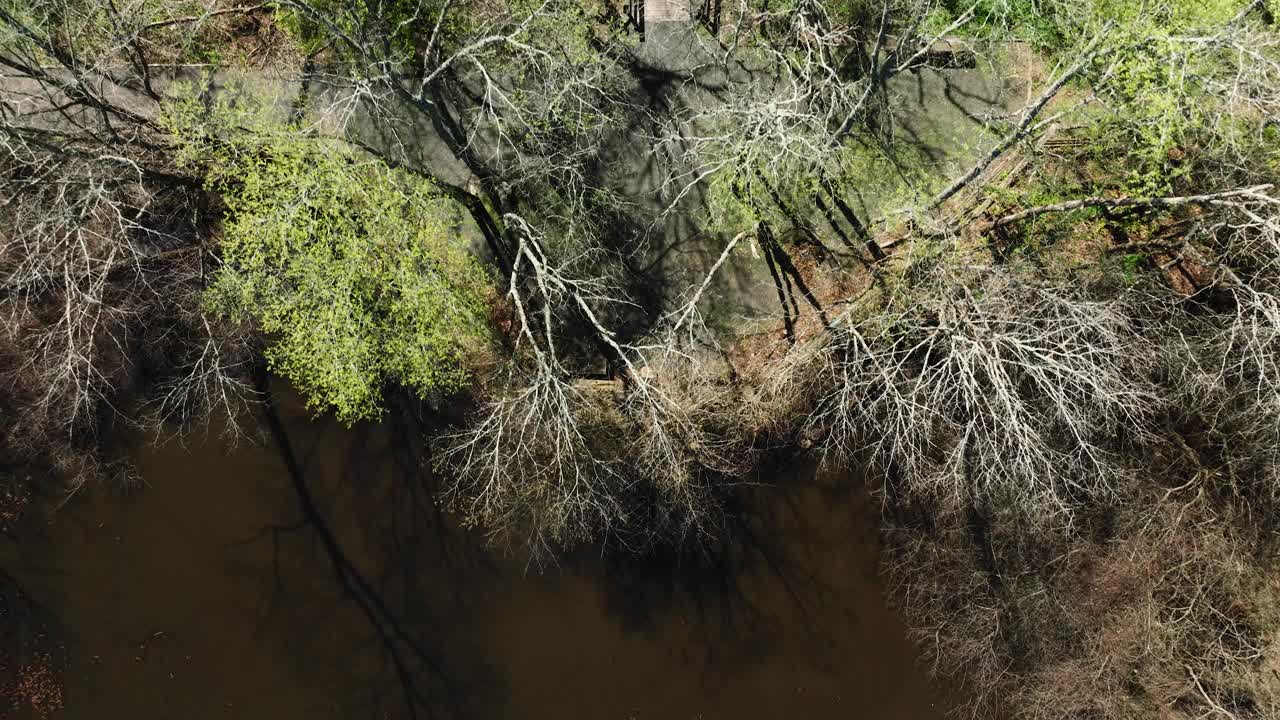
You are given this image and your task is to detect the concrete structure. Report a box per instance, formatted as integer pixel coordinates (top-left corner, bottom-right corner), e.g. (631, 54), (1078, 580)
(3, 19), (1032, 326)
(647, 0), (692, 23)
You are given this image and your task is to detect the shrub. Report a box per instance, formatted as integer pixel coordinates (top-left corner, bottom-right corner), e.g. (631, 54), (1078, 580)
(170, 97), (494, 422)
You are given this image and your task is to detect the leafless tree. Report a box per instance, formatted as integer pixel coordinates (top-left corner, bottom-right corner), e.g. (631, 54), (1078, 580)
(439, 211), (753, 552)
(0, 1), (262, 496)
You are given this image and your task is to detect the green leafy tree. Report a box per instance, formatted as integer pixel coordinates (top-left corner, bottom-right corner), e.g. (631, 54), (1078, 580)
(174, 102), (494, 422)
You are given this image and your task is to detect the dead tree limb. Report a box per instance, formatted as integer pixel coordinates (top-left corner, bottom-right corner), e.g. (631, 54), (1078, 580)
(976, 184), (1276, 233)
(927, 25), (1112, 210)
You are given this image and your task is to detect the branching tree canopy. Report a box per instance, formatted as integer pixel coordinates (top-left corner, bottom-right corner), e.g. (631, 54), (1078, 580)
(167, 95), (494, 422)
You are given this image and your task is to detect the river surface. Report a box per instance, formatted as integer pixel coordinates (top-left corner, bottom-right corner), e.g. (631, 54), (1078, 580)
(3, 391), (944, 720)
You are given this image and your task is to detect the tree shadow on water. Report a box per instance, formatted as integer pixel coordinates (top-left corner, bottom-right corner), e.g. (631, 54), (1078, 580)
(248, 371), (501, 720)
(588, 452), (871, 670)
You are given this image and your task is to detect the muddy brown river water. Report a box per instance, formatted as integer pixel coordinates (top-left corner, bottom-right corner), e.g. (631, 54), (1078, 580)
(3, 391), (944, 720)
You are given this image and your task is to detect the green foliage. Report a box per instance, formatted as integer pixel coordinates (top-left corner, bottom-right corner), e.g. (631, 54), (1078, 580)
(0, 0), (245, 66)
(275, 0), (446, 58)
(0, 0), (115, 61)
(932, 0), (1068, 48)
(1120, 252), (1146, 282)
(166, 94), (493, 423)
(277, 0), (618, 66)
(992, 2), (1266, 192)
(702, 137), (934, 239)
(942, 0), (1246, 48)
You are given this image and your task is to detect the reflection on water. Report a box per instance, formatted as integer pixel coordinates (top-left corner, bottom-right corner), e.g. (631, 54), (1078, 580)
(3, 391), (944, 720)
